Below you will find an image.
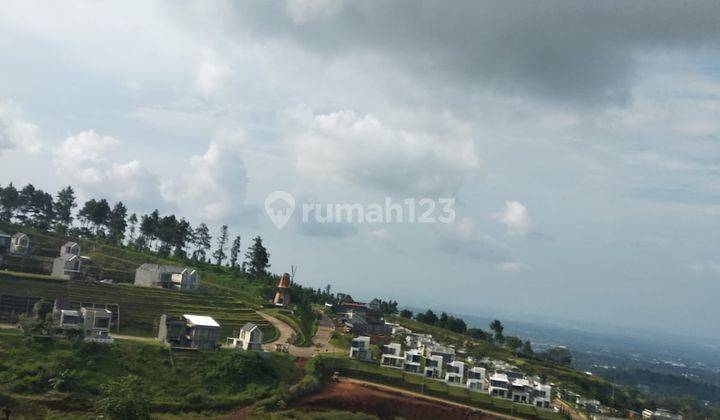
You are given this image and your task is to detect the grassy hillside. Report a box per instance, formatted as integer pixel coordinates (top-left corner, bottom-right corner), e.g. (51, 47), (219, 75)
(0, 222), (277, 340)
(0, 328), (298, 417)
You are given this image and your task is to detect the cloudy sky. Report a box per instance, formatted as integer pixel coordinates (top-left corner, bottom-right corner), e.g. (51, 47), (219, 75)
(1, 1), (720, 339)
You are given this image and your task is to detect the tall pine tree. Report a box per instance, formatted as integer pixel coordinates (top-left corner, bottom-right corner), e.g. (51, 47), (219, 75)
(245, 235), (270, 278)
(212, 225), (228, 266)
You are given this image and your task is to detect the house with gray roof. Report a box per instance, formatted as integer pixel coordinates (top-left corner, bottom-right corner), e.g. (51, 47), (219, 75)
(227, 322), (263, 351)
(134, 263), (199, 291)
(52, 242), (83, 280)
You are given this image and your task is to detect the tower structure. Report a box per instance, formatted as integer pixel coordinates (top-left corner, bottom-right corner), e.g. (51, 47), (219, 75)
(273, 273), (291, 307)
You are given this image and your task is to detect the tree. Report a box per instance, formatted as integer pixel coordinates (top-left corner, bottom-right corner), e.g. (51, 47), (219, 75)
(213, 225), (229, 265)
(78, 198), (111, 236)
(489, 319), (504, 343)
(521, 340), (534, 356)
(400, 309), (413, 319)
(139, 210), (160, 249)
(108, 202), (128, 245)
(54, 186), (77, 229)
(466, 328), (488, 340)
(415, 309), (438, 325)
(95, 375), (151, 420)
(0, 183), (20, 221)
(505, 335), (522, 352)
(192, 223), (212, 262)
(245, 235), (270, 278)
(229, 235), (241, 269)
(16, 184), (55, 230)
(127, 213), (138, 246)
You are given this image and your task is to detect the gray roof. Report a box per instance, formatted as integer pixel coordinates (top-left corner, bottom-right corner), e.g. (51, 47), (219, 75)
(12, 232), (27, 239)
(0, 230), (10, 238)
(63, 241), (78, 248)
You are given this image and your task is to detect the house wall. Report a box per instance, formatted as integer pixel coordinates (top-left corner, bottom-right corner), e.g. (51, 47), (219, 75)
(134, 268), (160, 288)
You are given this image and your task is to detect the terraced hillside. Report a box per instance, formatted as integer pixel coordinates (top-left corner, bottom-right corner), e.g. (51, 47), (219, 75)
(0, 272), (276, 339)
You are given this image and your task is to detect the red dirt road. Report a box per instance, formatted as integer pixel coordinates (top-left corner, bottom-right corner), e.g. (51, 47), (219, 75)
(293, 379), (509, 420)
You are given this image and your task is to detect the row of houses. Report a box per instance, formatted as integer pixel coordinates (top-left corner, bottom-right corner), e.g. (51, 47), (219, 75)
(331, 295), (391, 336)
(350, 334), (553, 409)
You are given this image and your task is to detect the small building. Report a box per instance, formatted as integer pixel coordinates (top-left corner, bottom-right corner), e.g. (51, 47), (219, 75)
(158, 314), (221, 350)
(467, 366), (486, 391)
(532, 383), (552, 409)
(403, 349), (423, 374)
(422, 343), (456, 367)
(380, 343), (404, 368)
(10, 232), (29, 255)
(445, 360), (465, 385)
(488, 373), (511, 399)
(58, 310), (82, 330)
(510, 378), (532, 404)
(134, 263), (199, 290)
(424, 354), (443, 379)
(349, 336), (372, 361)
(52, 242), (82, 280)
(227, 322), (263, 351)
(273, 273), (292, 307)
(81, 307), (113, 343)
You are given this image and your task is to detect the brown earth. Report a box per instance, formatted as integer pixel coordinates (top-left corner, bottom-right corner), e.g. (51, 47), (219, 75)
(292, 379), (509, 420)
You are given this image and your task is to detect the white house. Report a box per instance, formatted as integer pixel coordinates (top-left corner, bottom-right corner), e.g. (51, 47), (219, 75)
(424, 354), (443, 379)
(10, 232), (29, 255)
(52, 242), (83, 280)
(488, 372), (511, 399)
(510, 378), (532, 404)
(227, 322), (264, 351)
(349, 336), (372, 361)
(58, 309), (82, 330)
(403, 349), (423, 373)
(445, 360), (465, 385)
(134, 263), (200, 290)
(380, 343), (404, 368)
(532, 383), (552, 409)
(467, 366), (486, 391)
(81, 307), (113, 343)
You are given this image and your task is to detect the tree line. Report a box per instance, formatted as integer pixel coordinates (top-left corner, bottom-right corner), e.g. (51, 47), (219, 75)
(0, 182), (270, 278)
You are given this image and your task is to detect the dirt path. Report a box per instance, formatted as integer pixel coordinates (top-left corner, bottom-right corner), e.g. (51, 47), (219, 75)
(257, 311), (343, 357)
(294, 378), (522, 420)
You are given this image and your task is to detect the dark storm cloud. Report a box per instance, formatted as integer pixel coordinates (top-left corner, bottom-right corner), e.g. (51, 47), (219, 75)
(234, 0), (720, 104)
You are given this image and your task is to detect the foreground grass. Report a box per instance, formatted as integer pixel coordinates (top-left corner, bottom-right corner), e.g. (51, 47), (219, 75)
(0, 331), (299, 416)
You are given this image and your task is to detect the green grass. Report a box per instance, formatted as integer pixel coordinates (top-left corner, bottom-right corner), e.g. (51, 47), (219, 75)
(0, 273), (275, 340)
(263, 309), (310, 347)
(0, 333), (300, 416)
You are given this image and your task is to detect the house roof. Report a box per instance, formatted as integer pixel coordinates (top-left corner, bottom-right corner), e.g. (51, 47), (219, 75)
(0, 230), (10, 238)
(240, 322), (259, 333)
(61, 310), (80, 317)
(183, 314), (220, 327)
(63, 241), (78, 248)
(138, 263), (187, 273)
(12, 232), (27, 239)
(58, 254), (79, 261)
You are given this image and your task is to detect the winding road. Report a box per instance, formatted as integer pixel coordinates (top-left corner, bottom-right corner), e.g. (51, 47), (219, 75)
(258, 311), (343, 357)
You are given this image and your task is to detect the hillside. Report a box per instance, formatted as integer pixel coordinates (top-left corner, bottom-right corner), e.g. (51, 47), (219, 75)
(0, 222), (276, 340)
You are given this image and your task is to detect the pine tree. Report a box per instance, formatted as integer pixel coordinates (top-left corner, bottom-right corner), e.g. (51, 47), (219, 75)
(0, 183), (20, 221)
(229, 235), (241, 269)
(192, 223), (212, 262)
(127, 213), (138, 246)
(108, 202), (128, 245)
(245, 236), (270, 278)
(212, 225), (228, 266)
(54, 186), (77, 229)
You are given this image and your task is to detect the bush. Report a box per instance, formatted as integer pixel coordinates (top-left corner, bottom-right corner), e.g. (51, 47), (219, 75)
(94, 375), (151, 420)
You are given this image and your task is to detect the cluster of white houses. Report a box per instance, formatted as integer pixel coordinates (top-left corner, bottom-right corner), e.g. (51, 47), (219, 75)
(350, 334), (552, 409)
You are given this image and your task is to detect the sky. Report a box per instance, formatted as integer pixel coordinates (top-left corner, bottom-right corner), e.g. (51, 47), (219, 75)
(1, 1), (720, 339)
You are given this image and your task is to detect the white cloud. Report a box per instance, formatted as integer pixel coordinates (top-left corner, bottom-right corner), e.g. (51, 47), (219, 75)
(195, 50), (231, 97)
(160, 130), (252, 223)
(288, 107), (480, 195)
(369, 227), (391, 241)
(0, 100), (42, 154)
(439, 216), (509, 262)
(53, 130), (163, 210)
(493, 201), (533, 236)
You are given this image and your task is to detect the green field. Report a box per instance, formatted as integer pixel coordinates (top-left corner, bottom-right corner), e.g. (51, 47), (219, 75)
(0, 272), (276, 341)
(0, 329), (298, 417)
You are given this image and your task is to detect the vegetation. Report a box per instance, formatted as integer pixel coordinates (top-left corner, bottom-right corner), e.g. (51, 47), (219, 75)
(0, 329), (299, 417)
